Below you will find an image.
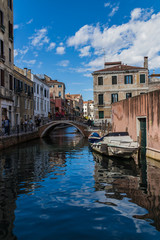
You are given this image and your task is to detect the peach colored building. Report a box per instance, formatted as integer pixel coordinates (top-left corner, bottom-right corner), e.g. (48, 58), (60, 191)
(112, 89), (160, 161)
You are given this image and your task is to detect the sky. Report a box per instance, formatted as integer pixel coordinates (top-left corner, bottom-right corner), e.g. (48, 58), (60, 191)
(13, 0), (160, 101)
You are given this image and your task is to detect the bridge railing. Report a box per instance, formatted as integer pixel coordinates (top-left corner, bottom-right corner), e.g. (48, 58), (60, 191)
(0, 124), (38, 137)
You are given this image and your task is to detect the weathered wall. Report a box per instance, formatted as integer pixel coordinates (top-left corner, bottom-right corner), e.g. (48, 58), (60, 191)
(0, 131), (39, 150)
(112, 94), (147, 141)
(112, 90), (160, 160)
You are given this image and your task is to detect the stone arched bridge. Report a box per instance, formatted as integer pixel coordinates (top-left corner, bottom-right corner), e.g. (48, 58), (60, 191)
(38, 120), (90, 138)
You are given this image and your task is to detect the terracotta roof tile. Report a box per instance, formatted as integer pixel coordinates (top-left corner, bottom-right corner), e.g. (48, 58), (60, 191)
(93, 64), (146, 73)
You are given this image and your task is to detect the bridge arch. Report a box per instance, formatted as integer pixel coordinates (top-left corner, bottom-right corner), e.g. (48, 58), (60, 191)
(40, 121), (86, 138)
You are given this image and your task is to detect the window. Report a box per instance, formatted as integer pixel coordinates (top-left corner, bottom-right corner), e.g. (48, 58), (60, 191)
(0, 10), (5, 33)
(37, 84), (39, 94)
(98, 94), (104, 105)
(58, 85), (62, 88)
(44, 89), (47, 97)
(37, 97), (39, 110)
(126, 93), (132, 99)
(0, 10), (3, 26)
(140, 74), (145, 83)
(112, 76), (117, 85)
(99, 111), (104, 119)
(25, 99), (27, 109)
(25, 83), (27, 93)
(0, 69), (4, 87)
(124, 75), (133, 84)
(20, 81), (23, 91)
(8, 0), (12, 10)
(111, 93), (118, 103)
(9, 75), (13, 90)
(59, 91), (61, 97)
(0, 40), (4, 60)
(9, 48), (11, 62)
(8, 21), (13, 40)
(98, 77), (103, 85)
(28, 86), (30, 95)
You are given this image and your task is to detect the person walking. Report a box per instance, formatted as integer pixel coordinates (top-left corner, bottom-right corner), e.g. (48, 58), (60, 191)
(4, 116), (10, 135)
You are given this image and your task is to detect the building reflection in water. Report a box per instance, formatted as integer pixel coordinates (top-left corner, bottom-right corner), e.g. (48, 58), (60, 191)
(0, 126), (84, 240)
(93, 152), (160, 231)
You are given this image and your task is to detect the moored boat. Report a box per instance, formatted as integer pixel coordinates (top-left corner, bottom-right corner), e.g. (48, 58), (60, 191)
(91, 132), (139, 158)
(88, 132), (102, 143)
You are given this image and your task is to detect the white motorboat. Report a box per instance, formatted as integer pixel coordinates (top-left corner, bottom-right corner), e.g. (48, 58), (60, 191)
(91, 132), (139, 158)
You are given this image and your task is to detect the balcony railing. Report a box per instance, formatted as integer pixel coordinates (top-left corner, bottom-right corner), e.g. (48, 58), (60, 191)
(0, 24), (5, 33)
(9, 35), (13, 42)
(0, 54), (5, 62)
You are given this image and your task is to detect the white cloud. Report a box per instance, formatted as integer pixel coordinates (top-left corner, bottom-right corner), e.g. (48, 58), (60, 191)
(83, 88), (93, 91)
(38, 61), (43, 68)
(19, 47), (29, 55)
(14, 24), (19, 30)
(79, 46), (91, 57)
(131, 8), (153, 21)
(29, 28), (49, 47)
(67, 25), (94, 48)
(58, 60), (69, 67)
(104, 2), (119, 17)
(14, 47), (29, 58)
(27, 19), (33, 24)
(56, 46), (65, 55)
(104, 2), (111, 8)
(47, 42), (56, 51)
(131, 8), (142, 20)
(23, 60), (36, 65)
(109, 6), (119, 17)
(83, 73), (92, 78)
(14, 49), (18, 57)
(67, 8), (160, 70)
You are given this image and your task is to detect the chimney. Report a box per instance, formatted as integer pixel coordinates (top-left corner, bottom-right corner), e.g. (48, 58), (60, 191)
(144, 56), (148, 69)
(24, 68), (28, 76)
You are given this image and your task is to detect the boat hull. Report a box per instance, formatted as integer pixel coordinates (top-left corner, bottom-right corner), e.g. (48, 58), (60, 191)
(91, 143), (138, 158)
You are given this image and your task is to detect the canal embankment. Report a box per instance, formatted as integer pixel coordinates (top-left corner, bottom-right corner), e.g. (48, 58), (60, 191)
(0, 130), (39, 150)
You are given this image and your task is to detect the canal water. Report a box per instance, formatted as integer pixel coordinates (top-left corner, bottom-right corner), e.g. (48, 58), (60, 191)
(0, 126), (160, 240)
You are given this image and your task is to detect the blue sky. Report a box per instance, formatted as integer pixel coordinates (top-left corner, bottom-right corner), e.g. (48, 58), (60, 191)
(14, 0), (160, 100)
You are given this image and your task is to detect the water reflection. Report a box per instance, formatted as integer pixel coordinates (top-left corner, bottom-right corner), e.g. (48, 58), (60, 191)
(0, 127), (160, 239)
(93, 151), (160, 231)
(0, 127), (84, 240)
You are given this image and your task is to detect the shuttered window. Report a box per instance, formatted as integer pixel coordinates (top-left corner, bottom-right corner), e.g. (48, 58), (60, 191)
(9, 75), (13, 90)
(98, 94), (104, 105)
(124, 75), (133, 84)
(98, 77), (103, 85)
(140, 74), (145, 83)
(0, 40), (4, 56)
(99, 111), (104, 119)
(8, 21), (13, 40)
(0, 10), (4, 26)
(0, 69), (4, 87)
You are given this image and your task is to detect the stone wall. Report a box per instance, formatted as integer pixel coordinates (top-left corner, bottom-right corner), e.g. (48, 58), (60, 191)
(0, 131), (39, 150)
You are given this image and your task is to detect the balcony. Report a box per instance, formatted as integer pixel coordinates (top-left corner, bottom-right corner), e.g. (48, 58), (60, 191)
(15, 88), (23, 94)
(0, 24), (5, 33)
(0, 87), (13, 100)
(9, 35), (13, 43)
(0, 54), (5, 62)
